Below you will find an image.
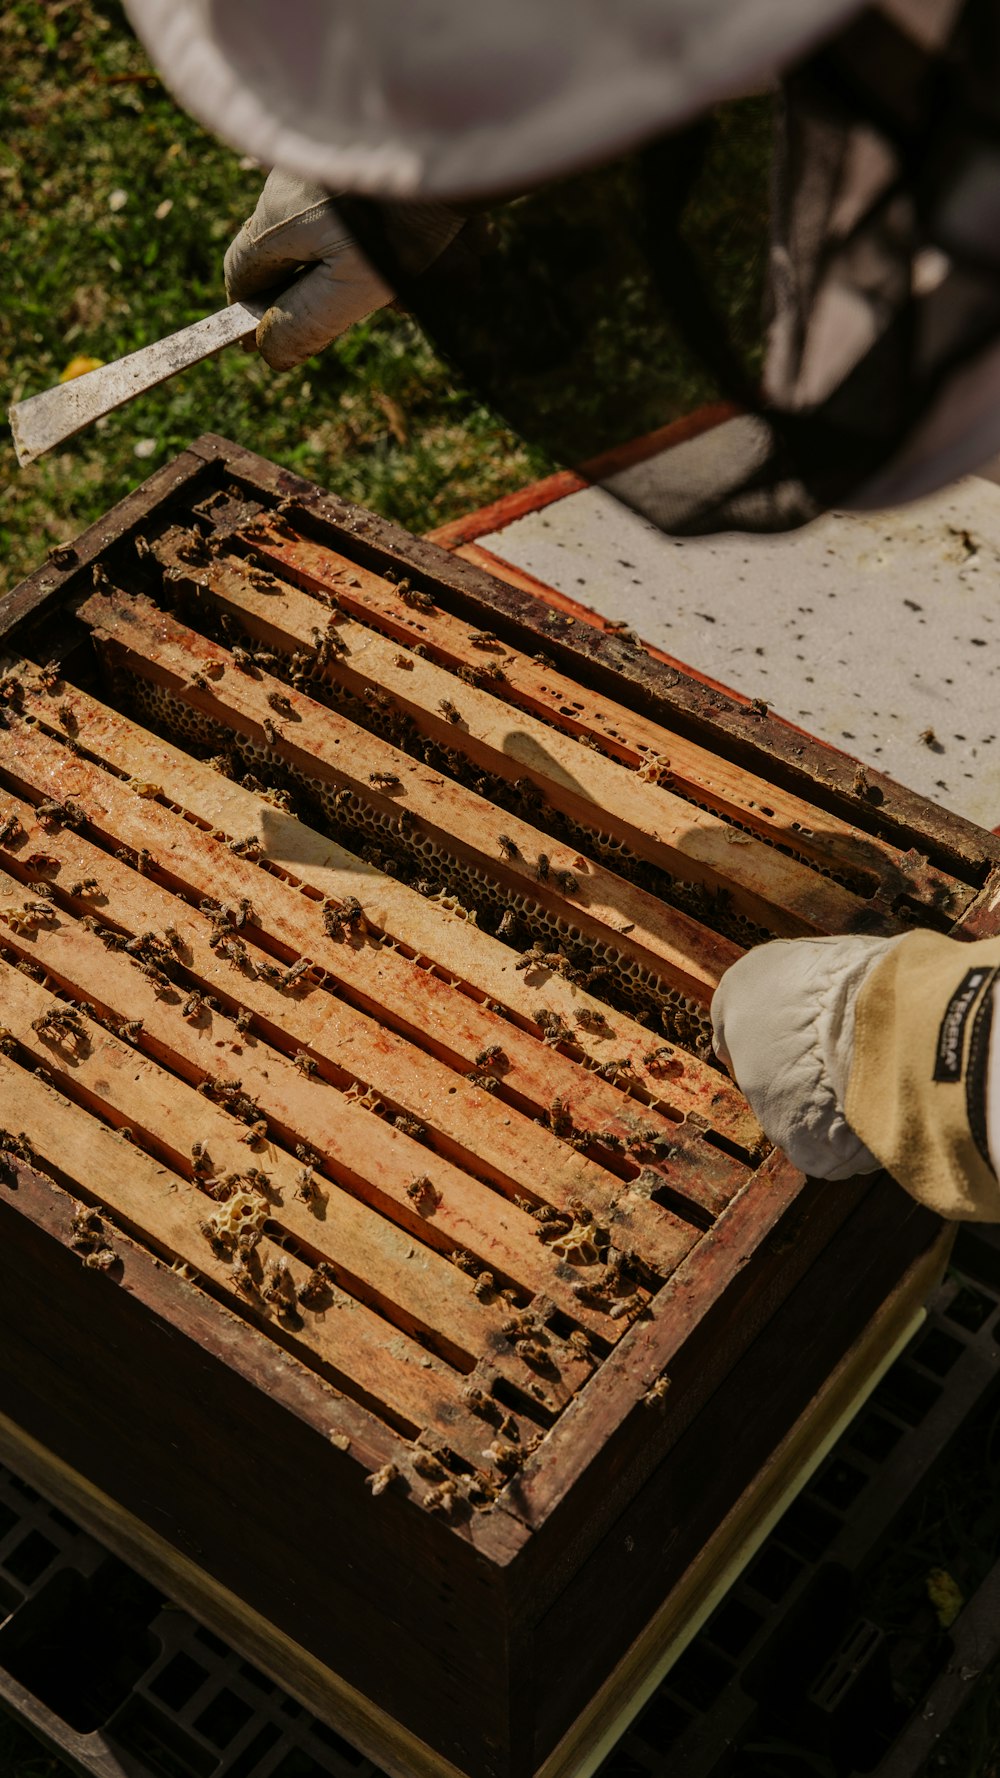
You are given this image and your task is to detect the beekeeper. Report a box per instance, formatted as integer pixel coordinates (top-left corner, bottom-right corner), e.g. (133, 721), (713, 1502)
(122, 0), (1000, 1221)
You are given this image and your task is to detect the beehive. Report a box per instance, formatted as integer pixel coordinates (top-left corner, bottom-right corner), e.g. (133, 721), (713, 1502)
(0, 436), (986, 1778)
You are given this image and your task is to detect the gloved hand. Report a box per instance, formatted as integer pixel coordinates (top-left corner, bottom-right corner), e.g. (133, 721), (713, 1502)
(710, 933), (901, 1180)
(224, 170), (394, 370)
(224, 170), (465, 371)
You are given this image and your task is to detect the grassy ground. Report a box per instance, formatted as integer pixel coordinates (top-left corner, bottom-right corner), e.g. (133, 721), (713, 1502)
(0, 0), (548, 596)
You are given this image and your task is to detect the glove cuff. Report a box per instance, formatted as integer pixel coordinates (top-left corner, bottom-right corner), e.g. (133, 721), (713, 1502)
(845, 930), (1000, 1219)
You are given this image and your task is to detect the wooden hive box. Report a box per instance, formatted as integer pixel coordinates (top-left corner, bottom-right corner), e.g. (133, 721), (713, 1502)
(0, 435), (987, 1778)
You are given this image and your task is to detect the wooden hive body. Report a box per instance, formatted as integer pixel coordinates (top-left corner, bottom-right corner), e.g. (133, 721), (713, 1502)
(0, 436), (989, 1778)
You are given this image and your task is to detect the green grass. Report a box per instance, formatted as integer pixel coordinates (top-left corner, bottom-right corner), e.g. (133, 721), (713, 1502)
(0, 0), (546, 596)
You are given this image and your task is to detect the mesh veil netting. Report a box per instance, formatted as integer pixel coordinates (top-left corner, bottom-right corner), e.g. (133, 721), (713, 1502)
(339, 0), (1000, 536)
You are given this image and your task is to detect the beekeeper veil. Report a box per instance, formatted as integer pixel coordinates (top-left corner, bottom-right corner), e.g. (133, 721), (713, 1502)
(124, 0), (1000, 534)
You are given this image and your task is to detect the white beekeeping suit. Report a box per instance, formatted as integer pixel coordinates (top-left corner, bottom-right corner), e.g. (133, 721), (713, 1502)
(122, 0), (1000, 1219)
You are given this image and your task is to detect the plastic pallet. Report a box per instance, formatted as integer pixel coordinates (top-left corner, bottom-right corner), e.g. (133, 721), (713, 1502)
(1, 1226), (999, 1778)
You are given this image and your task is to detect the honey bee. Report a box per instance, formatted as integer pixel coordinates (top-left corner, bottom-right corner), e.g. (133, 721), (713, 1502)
(366, 1461), (399, 1496)
(279, 956), (312, 989)
(297, 1263), (336, 1308)
(69, 878), (102, 898)
(182, 992), (206, 1021)
(369, 770), (401, 790)
(750, 697), (771, 718)
(37, 798), (83, 829)
(393, 652), (413, 670)
(235, 1007), (253, 1033)
(472, 1271), (495, 1300)
(497, 834), (519, 861)
(126, 780), (163, 800)
(36, 660), (62, 691)
(535, 853), (550, 882)
(228, 835), (262, 858)
(475, 1044), (508, 1071)
(642, 1374), (671, 1407)
(437, 699), (461, 724)
(400, 585), (435, 612)
(266, 689), (293, 717)
(393, 1114), (425, 1142)
(322, 896), (365, 938)
(553, 869), (579, 893)
(0, 812), (22, 845)
(294, 1166), (325, 1208)
(31, 1005), (88, 1046)
(406, 1175), (441, 1210)
(261, 719), (281, 746)
(293, 1048), (318, 1077)
(496, 910), (517, 940)
(231, 647), (258, 674)
(422, 1480), (458, 1515)
(469, 631), (500, 649)
(574, 1007), (609, 1032)
(262, 1260), (299, 1322)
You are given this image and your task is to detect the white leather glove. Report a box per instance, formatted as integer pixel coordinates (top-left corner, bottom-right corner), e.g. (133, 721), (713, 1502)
(711, 933), (902, 1180)
(224, 170), (393, 370)
(224, 171), (465, 371)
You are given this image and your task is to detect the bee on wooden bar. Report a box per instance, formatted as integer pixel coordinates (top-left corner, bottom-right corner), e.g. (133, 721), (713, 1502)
(437, 699), (461, 724)
(393, 652), (414, 671)
(190, 1140), (213, 1177)
(0, 1028), (18, 1057)
(412, 1449), (447, 1481)
(0, 812), (22, 845)
(322, 895), (365, 938)
(484, 1440), (524, 1478)
(406, 1174), (441, 1210)
(470, 632), (501, 649)
(448, 1248), (479, 1276)
(643, 1373), (671, 1408)
(249, 569), (281, 593)
(609, 1293), (644, 1321)
(56, 704), (78, 735)
(182, 992), (206, 1022)
(82, 1245), (118, 1271)
(31, 1005), (88, 1047)
(294, 1167), (325, 1209)
(535, 1008), (573, 1047)
(594, 1057), (632, 1082)
(422, 1480), (458, 1515)
(553, 868), (579, 893)
(0, 672), (25, 708)
(261, 718), (281, 747)
(228, 835), (263, 858)
(366, 1462), (399, 1497)
(239, 1118), (269, 1147)
(279, 956), (312, 989)
(1, 904), (49, 935)
(126, 780), (163, 800)
(368, 770), (401, 790)
(234, 1007), (254, 1033)
(472, 1271), (495, 1301)
(297, 1264), (336, 1310)
(468, 1070), (500, 1092)
(36, 661), (62, 692)
(266, 689), (294, 718)
(254, 958), (284, 985)
(574, 1007), (609, 1032)
(293, 1050), (318, 1077)
(475, 1044), (508, 1072)
(190, 672), (211, 691)
(492, 834), (518, 864)
(118, 1017), (144, 1042)
(393, 1113), (425, 1143)
(37, 798), (83, 830)
(69, 879), (102, 899)
(262, 1260), (299, 1323)
(231, 647), (259, 675)
(400, 584), (435, 612)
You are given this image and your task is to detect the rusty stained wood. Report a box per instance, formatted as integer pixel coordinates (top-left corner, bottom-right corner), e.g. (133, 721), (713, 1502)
(228, 524), (971, 928)
(157, 534), (879, 942)
(0, 1057), (499, 1463)
(183, 434), (1000, 885)
(0, 852), (645, 1342)
(0, 726), (705, 1270)
(0, 951), (590, 1416)
(0, 696), (754, 1211)
(76, 587), (741, 1007)
(6, 662), (759, 1151)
